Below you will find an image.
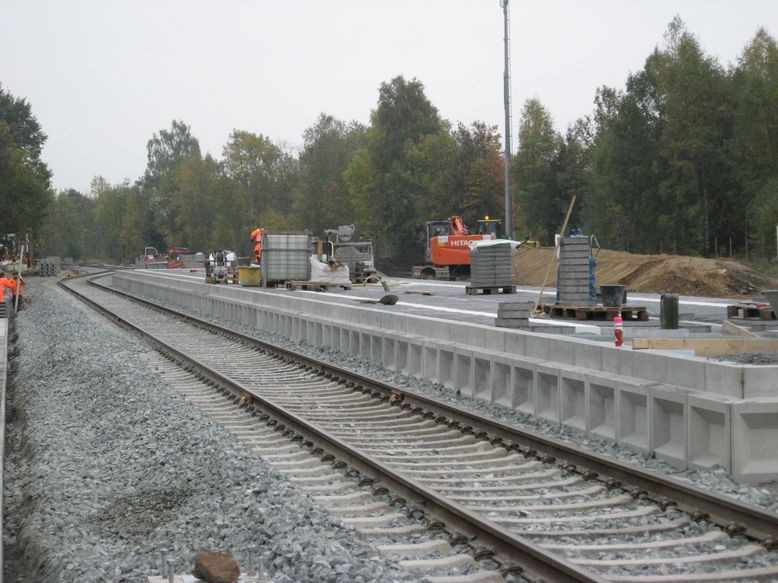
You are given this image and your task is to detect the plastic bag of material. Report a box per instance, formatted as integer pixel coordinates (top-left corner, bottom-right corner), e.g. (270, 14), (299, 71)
(309, 255), (350, 285)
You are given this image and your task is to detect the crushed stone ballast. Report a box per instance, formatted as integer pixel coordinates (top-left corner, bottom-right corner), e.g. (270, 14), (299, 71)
(55, 273), (778, 581)
(61, 275), (572, 582)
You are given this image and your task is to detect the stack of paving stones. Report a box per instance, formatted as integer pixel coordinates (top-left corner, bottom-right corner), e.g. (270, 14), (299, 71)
(470, 242), (513, 288)
(495, 301), (532, 328)
(37, 256), (62, 277)
(62, 257), (74, 266)
(557, 237), (592, 305)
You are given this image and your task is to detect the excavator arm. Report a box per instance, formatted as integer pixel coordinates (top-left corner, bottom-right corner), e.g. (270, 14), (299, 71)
(450, 216), (469, 236)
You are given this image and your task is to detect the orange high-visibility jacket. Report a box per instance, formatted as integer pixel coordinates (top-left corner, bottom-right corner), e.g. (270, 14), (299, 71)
(5, 276), (24, 296)
(0, 277), (12, 298)
(250, 228), (264, 261)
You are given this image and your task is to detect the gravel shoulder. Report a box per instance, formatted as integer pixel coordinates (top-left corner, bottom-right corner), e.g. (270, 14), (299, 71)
(3, 280), (407, 582)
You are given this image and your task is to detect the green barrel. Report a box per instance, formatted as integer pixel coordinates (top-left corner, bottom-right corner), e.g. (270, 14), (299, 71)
(660, 294), (679, 329)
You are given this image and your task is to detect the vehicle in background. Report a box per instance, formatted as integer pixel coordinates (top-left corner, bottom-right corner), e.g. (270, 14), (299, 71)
(315, 225), (378, 284)
(412, 215), (503, 280)
(204, 250), (239, 284)
(167, 246), (191, 258)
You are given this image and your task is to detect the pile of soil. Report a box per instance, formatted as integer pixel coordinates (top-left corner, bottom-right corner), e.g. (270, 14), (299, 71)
(514, 246), (778, 299)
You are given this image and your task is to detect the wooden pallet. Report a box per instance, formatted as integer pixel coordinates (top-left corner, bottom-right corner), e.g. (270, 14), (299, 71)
(726, 303), (776, 320)
(543, 304), (649, 321)
(465, 285), (516, 296)
(285, 280), (348, 291)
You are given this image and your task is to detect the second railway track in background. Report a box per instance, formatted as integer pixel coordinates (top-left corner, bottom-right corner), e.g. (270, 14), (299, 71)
(59, 273), (778, 582)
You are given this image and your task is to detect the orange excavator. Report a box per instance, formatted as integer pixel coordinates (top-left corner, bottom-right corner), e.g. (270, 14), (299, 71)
(412, 216), (502, 280)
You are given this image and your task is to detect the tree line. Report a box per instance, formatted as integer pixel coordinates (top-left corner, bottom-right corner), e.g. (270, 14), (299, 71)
(2, 18), (777, 266)
(516, 19), (778, 260)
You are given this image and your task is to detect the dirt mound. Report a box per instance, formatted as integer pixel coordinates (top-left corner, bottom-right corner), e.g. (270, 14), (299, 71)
(514, 247), (777, 299)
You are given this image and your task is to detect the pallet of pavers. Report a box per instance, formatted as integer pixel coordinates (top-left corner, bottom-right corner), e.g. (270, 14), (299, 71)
(726, 302), (776, 320)
(465, 284), (516, 295)
(545, 304), (649, 321)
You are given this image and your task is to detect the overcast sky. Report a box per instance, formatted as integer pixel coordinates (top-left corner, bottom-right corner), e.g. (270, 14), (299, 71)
(1, 0), (776, 194)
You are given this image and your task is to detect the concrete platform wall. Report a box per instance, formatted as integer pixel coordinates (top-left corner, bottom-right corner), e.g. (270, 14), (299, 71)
(110, 273), (778, 483)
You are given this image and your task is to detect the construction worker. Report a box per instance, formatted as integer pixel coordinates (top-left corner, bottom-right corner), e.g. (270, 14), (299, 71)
(250, 227), (264, 264)
(0, 273), (12, 302)
(0, 271), (22, 310)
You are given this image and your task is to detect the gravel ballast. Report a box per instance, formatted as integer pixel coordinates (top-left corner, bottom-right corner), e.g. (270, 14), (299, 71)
(3, 281), (409, 582)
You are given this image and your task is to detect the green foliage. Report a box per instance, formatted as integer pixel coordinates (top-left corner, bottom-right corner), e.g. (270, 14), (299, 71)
(729, 28), (778, 257)
(0, 83), (50, 185)
(222, 129), (298, 249)
(0, 85), (53, 239)
(40, 189), (94, 259)
(451, 122), (505, 224)
(347, 76), (446, 258)
(0, 122), (52, 236)
(584, 86), (662, 251)
(584, 18), (745, 256)
(748, 179), (778, 256)
(144, 120), (200, 188)
(293, 114), (366, 235)
(143, 120), (201, 244)
(506, 19), (778, 261)
(36, 22), (778, 264)
(511, 98), (563, 242)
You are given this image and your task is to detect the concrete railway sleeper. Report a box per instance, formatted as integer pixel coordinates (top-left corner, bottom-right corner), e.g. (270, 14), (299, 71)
(58, 273), (778, 581)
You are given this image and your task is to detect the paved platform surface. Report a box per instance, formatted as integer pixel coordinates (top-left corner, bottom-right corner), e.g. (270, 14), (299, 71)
(126, 267), (745, 336)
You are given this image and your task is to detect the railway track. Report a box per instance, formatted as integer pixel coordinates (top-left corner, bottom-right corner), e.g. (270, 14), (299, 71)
(59, 273), (778, 581)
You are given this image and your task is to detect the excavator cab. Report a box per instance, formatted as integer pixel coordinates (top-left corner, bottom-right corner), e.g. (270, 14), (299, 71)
(474, 217), (502, 238)
(424, 221), (451, 260)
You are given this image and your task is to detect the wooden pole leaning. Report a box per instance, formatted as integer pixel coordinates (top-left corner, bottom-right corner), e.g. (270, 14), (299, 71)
(533, 195), (577, 316)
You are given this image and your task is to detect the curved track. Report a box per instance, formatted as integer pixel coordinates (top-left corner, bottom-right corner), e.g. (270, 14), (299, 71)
(59, 273), (778, 581)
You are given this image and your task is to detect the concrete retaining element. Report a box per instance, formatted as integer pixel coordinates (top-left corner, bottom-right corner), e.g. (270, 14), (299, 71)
(109, 272), (778, 483)
(732, 399), (778, 483)
(688, 392), (733, 473)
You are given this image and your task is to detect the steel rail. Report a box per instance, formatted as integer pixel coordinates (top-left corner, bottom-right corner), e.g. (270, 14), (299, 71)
(65, 273), (778, 543)
(59, 274), (602, 582)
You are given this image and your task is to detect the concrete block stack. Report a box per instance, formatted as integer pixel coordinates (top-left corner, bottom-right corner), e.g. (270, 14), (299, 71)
(495, 302), (532, 328)
(558, 237), (592, 305)
(37, 256), (62, 277)
(470, 242), (513, 288)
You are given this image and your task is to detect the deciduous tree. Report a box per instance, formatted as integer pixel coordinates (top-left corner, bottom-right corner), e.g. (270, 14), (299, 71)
(293, 114), (366, 235)
(0, 85), (53, 237)
(511, 98), (562, 242)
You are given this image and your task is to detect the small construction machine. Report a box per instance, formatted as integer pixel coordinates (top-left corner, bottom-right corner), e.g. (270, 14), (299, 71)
(204, 250), (239, 284)
(134, 246), (171, 269)
(139, 246), (159, 262)
(412, 216), (503, 280)
(317, 225), (378, 284)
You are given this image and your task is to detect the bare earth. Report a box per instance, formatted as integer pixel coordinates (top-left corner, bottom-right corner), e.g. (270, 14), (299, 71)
(514, 246), (778, 299)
